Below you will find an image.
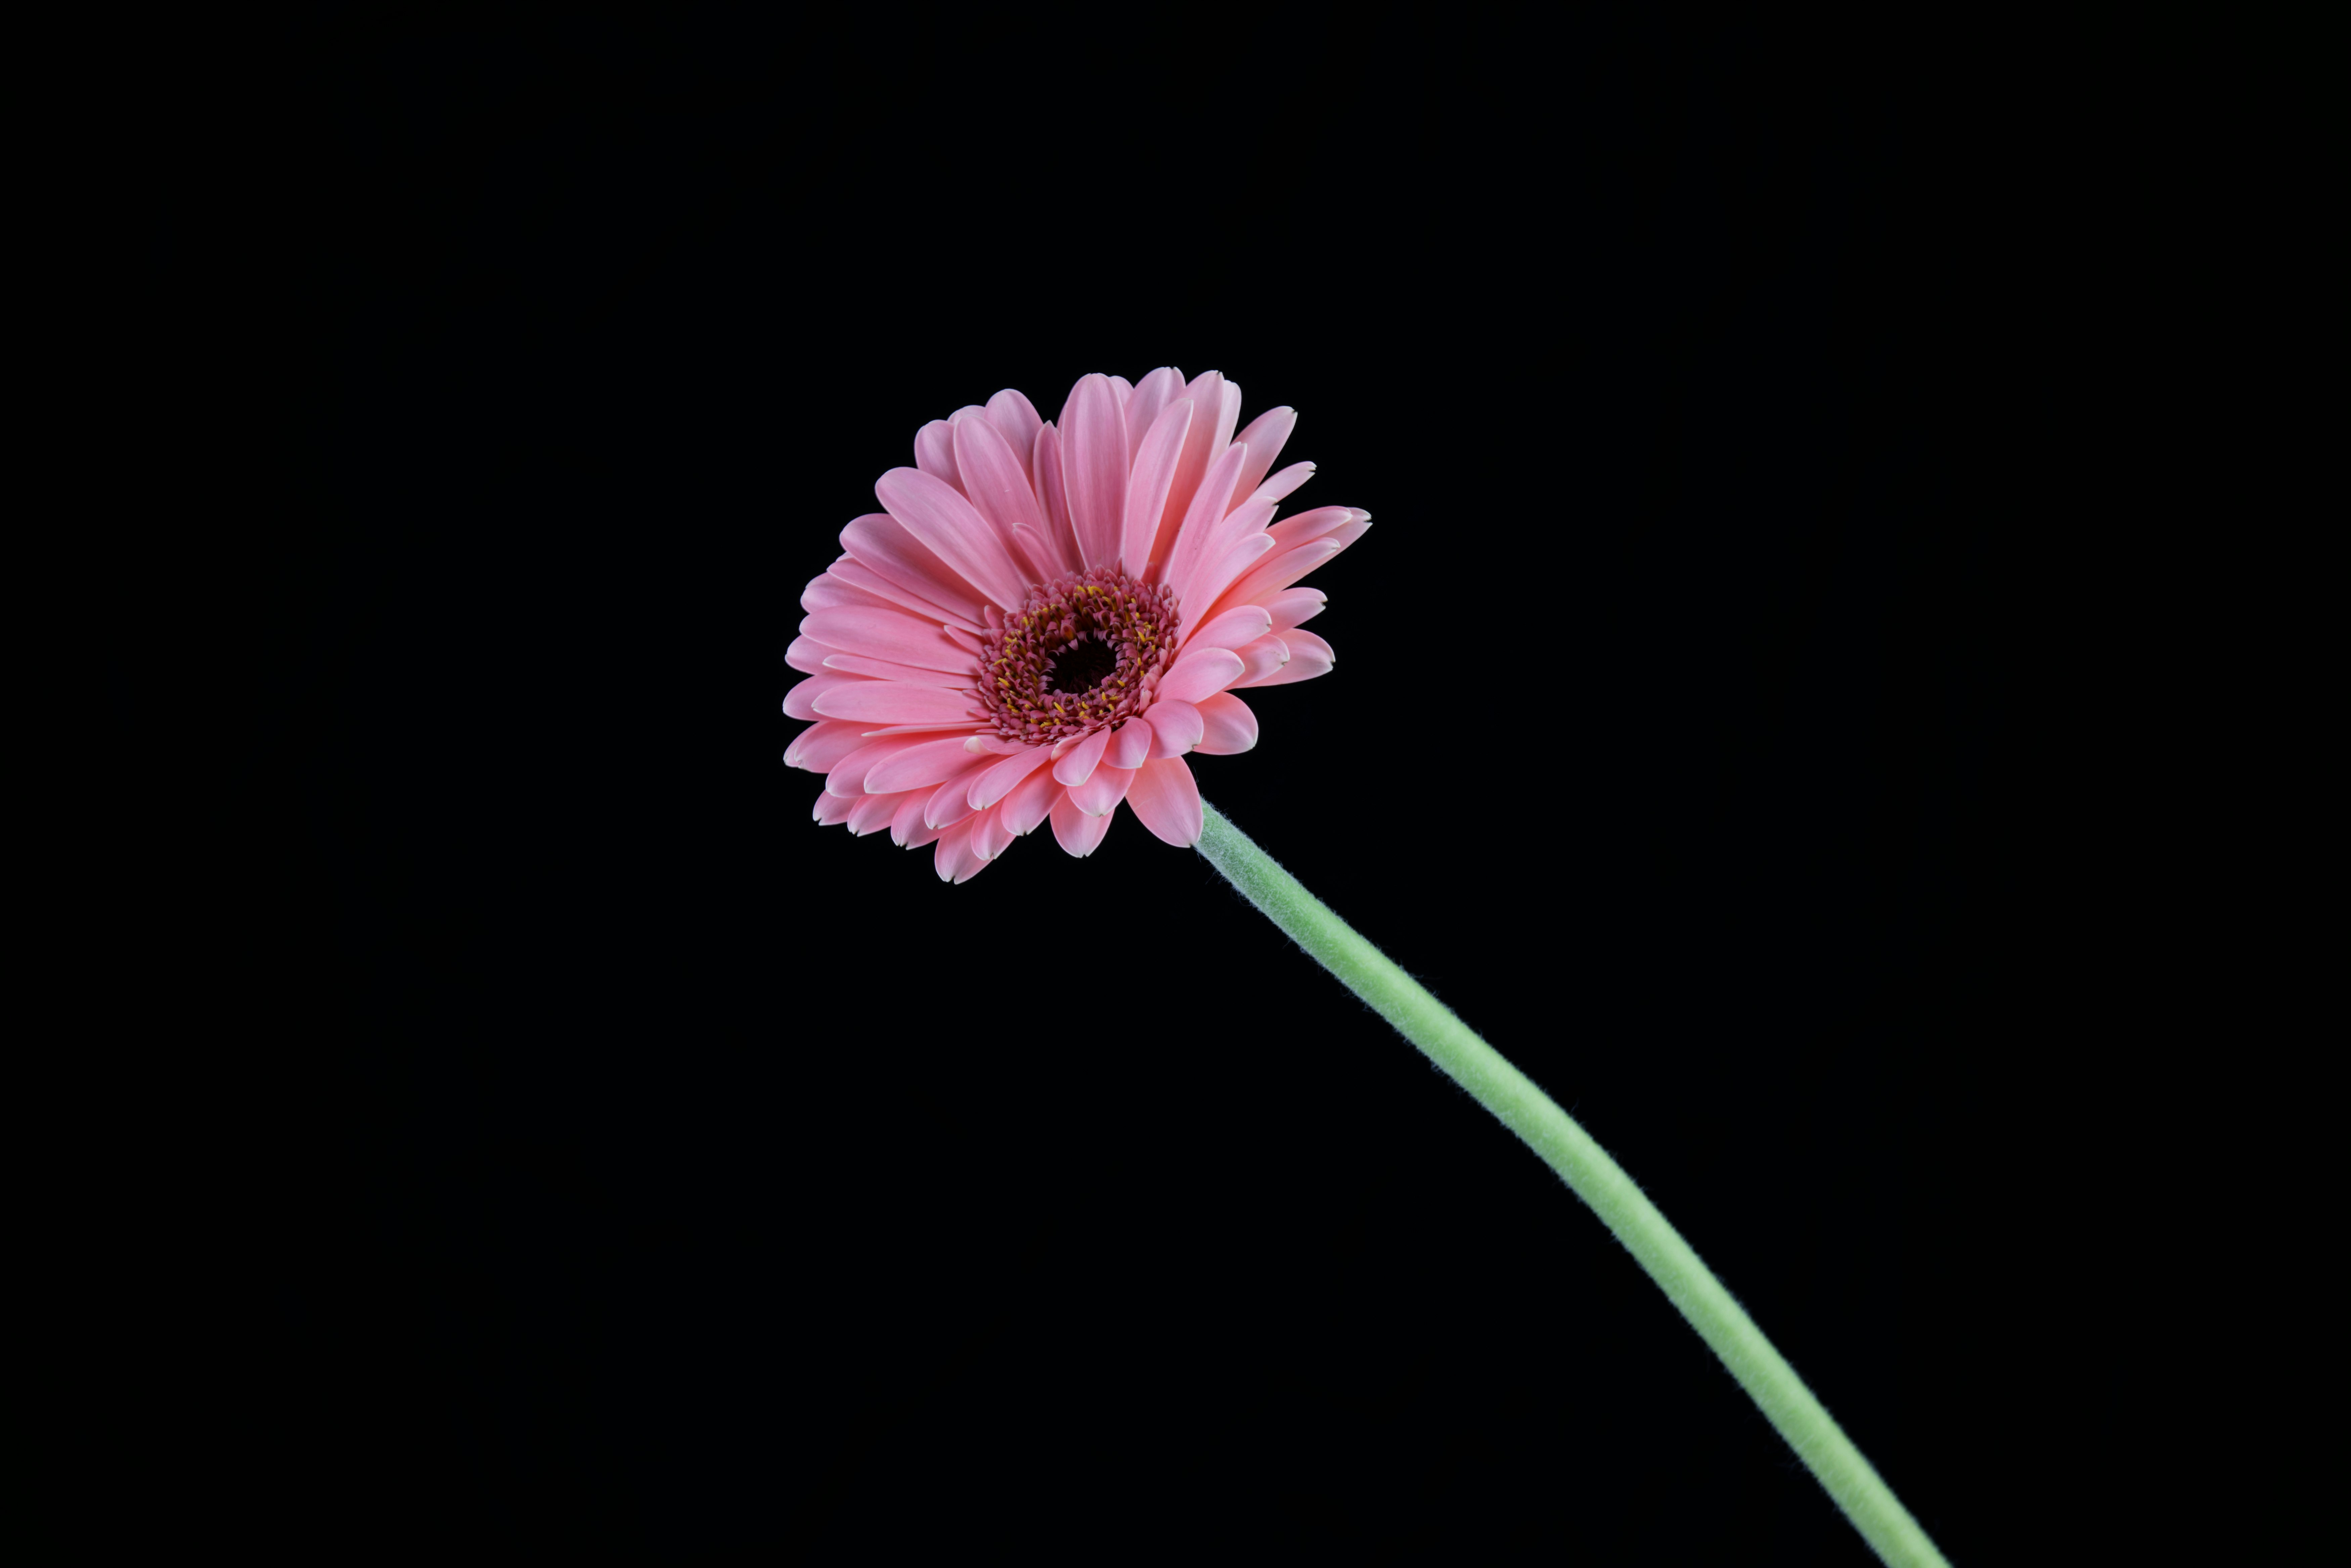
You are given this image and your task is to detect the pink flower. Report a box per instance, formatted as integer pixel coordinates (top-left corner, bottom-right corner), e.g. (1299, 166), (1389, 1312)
(783, 368), (1371, 882)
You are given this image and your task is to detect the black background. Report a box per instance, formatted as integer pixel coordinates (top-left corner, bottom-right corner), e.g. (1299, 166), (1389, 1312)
(233, 11), (2048, 1560)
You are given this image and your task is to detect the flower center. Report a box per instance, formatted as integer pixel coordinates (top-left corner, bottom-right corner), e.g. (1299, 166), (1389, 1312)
(1046, 636), (1118, 695)
(975, 565), (1182, 747)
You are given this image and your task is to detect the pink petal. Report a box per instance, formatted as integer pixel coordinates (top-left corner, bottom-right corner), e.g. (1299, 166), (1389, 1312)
(846, 729), (983, 748)
(1058, 373), (1130, 572)
(1143, 699), (1203, 757)
(827, 732), (944, 798)
(1181, 532), (1277, 628)
(851, 722), (986, 738)
(841, 512), (990, 627)
(887, 790), (930, 845)
(785, 633), (834, 675)
(801, 568), (896, 616)
(1122, 367), (1185, 462)
(847, 789), (912, 836)
(1201, 537), (1342, 627)
(1000, 765), (1063, 836)
(875, 467), (1031, 612)
(1030, 422), (1079, 574)
(952, 413), (1048, 547)
(1052, 724), (1112, 786)
(1124, 755), (1203, 847)
(967, 744), (1050, 810)
(1227, 405), (1296, 507)
(1196, 492), (1279, 575)
(784, 670), (873, 721)
(895, 790), (949, 849)
(970, 801), (1016, 862)
(1261, 587), (1327, 630)
(1050, 789), (1114, 857)
(1229, 634), (1289, 686)
(813, 790), (858, 826)
(1192, 692), (1259, 754)
(866, 734), (995, 796)
(923, 757), (991, 829)
(1183, 603), (1273, 654)
(784, 718), (868, 772)
(984, 388), (1043, 472)
(1157, 647), (1245, 705)
(1105, 717), (1153, 770)
(1069, 760), (1135, 816)
(1157, 441), (1250, 613)
(1241, 627), (1334, 686)
(1265, 504), (1363, 552)
(812, 682), (982, 725)
(914, 419), (963, 493)
(1241, 459), (1317, 511)
(1122, 398), (1194, 578)
(802, 605), (974, 674)
(1008, 522), (1063, 584)
(826, 558), (985, 634)
(932, 816), (987, 882)
(1152, 371), (1242, 579)
(820, 653), (972, 689)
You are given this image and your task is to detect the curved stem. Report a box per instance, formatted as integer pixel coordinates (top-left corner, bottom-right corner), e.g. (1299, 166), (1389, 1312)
(1194, 800), (1951, 1568)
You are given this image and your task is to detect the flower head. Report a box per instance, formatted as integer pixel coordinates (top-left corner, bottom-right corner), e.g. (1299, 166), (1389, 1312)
(784, 369), (1369, 882)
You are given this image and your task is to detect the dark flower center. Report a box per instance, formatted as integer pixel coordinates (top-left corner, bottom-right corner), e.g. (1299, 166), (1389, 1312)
(972, 565), (1183, 748)
(1046, 635), (1117, 695)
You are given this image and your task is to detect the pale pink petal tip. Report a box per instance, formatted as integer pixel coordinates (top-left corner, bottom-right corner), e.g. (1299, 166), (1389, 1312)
(786, 371), (1365, 878)
(932, 816), (987, 882)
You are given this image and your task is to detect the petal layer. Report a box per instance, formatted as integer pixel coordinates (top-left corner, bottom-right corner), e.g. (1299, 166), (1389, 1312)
(1069, 761), (1135, 817)
(826, 558), (984, 634)
(784, 719), (868, 772)
(1261, 587), (1326, 631)
(812, 682), (981, 725)
(1158, 648), (1245, 705)
(1124, 756), (1203, 847)
(875, 467), (1030, 611)
(1059, 374), (1129, 572)
(1144, 699), (1203, 757)
(933, 816), (987, 883)
(953, 413), (1048, 546)
(1052, 725), (1112, 786)
(1105, 717), (1153, 770)
(866, 734), (996, 795)
(1050, 790), (1114, 856)
(1185, 604), (1273, 655)
(784, 671), (872, 721)
(1001, 764), (1063, 837)
(840, 512), (988, 627)
(802, 605), (974, 674)
(1226, 405), (1296, 504)
(1229, 634), (1288, 686)
(1238, 627), (1334, 686)
(1121, 398), (1194, 577)
(967, 745), (1051, 810)
(1191, 692), (1258, 754)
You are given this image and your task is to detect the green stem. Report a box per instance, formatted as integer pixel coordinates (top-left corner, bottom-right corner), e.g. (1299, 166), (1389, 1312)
(1194, 800), (1950, 1568)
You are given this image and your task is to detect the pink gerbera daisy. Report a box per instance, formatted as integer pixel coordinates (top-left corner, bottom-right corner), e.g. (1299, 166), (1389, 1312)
(783, 368), (1371, 882)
